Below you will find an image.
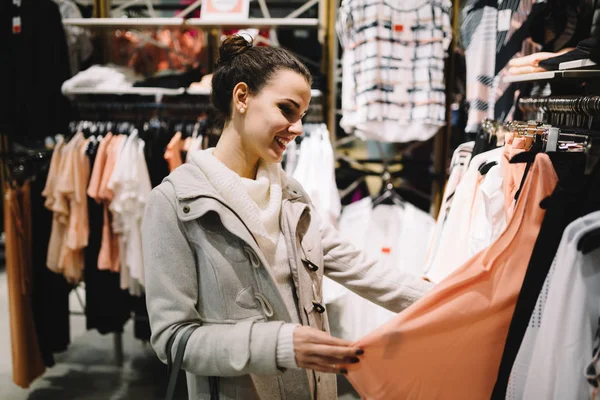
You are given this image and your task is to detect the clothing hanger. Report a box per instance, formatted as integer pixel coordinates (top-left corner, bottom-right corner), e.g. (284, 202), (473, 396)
(371, 171), (406, 209)
(371, 141), (405, 209)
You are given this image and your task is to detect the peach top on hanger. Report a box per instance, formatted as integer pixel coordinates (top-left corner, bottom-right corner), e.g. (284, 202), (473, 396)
(96, 134), (125, 272)
(164, 131), (183, 172)
(345, 153), (558, 400)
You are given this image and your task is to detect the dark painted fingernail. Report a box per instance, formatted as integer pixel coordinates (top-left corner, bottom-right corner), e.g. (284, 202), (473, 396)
(356, 349), (364, 356)
(350, 357), (360, 364)
(340, 368), (348, 374)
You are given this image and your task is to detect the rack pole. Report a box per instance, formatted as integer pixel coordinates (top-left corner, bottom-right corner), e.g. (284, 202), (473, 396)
(431, 0), (459, 218)
(324, 0), (339, 144)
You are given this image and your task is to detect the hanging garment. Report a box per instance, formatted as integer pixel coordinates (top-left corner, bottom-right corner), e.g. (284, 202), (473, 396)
(30, 162), (71, 367)
(520, 211), (600, 400)
(85, 134), (131, 334)
(492, 153), (590, 399)
(53, 0), (93, 76)
(503, 211), (600, 400)
(164, 131), (183, 172)
(326, 197), (435, 340)
(424, 141), (474, 273)
(425, 146), (505, 283)
(0, 0), (71, 141)
(88, 133), (118, 272)
(44, 132), (91, 283)
(344, 153), (558, 400)
(97, 134), (124, 272)
(337, 0), (452, 142)
(5, 182), (46, 388)
(108, 131), (152, 295)
(292, 125), (341, 226)
(461, 1), (498, 133)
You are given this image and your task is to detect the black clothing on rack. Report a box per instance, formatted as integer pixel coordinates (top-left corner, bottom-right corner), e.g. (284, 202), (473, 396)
(84, 144), (131, 335)
(133, 67), (203, 89)
(30, 165), (72, 367)
(0, 0), (71, 141)
(492, 153), (600, 399)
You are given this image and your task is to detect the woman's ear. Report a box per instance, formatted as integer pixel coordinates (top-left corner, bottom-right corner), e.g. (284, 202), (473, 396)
(232, 82), (249, 115)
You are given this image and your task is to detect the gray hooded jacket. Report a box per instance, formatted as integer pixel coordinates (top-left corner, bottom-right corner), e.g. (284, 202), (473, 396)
(141, 161), (433, 400)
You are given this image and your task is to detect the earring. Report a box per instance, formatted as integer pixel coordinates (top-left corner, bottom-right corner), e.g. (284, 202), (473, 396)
(240, 107), (246, 114)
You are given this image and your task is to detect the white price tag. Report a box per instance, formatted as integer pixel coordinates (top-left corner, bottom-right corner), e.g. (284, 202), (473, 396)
(498, 9), (512, 32)
(12, 16), (21, 34)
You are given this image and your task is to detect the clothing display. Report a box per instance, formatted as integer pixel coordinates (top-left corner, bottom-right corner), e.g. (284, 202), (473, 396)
(108, 132), (151, 295)
(4, 182), (46, 388)
(0, 0), (71, 141)
(53, 0), (93, 76)
(424, 146), (506, 283)
(337, 0), (452, 142)
(61, 65), (143, 94)
(43, 133), (91, 284)
(461, 0), (590, 131)
(461, 1), (497, 133)
(325, 196), (435, 340)
(424, 141), (474, 268)
(290, 123), (341, 226)
(538, 37), (600, 70)
(505, 212), (600, 400)
(346, 153), (557, 399)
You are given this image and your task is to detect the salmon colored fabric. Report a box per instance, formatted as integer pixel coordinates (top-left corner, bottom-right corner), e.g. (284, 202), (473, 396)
(164, 131), (183, 172)
(43, 134), (91, 283)
(43, 140), (67, 273)
(345, 154), (558, 400)
(46, 133), (83, 276)
(5, 183), (46, 388)
(97, 134), (124, 272)
(87, 133), (112, 200)
(60, 137), (91, 283)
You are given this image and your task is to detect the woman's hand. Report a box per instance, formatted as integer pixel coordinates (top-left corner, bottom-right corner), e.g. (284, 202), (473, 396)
(293, 326), (364, 374)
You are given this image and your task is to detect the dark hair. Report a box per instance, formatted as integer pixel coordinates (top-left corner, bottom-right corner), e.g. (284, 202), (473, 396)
(211, 35), (312, 121)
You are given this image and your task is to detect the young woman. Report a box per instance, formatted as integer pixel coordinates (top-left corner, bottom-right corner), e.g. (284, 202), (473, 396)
(141, 35), (433, 400)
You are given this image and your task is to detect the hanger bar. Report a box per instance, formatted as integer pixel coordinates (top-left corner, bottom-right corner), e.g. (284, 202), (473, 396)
(62, 17), (320, 29)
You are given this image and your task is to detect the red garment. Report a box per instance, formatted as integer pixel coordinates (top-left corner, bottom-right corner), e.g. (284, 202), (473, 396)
(345, 154), (558, 400)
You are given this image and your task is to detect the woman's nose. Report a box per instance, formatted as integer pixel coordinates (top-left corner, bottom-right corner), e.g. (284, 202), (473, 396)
(289, 119), (303, 136)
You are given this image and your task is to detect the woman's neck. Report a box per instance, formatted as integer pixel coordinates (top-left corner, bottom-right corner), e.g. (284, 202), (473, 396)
(213, 124), (260, 180)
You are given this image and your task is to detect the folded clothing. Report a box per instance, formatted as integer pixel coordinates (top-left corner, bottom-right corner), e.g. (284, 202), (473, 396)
(61, 64), (142, 93)
(539, 38), (600, 70)
(509, 52), (563, 68)
(133, 67), (202, 89)
(508, 65), (549, 75)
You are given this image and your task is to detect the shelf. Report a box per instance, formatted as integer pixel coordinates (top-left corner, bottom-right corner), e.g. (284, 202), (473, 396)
(62, 17), (320, 29)
(559, 59), (597, 70)
(504, 69), (600, 83)
(63, 87), (186, 96)
(64, 86), (322, 97)
(186, 87), (322, 97)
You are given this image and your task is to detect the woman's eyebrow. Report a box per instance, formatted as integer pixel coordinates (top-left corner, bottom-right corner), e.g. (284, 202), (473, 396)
(281, 99), (300, 108)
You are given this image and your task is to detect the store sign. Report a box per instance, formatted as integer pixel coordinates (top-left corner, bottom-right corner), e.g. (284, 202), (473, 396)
(201, 0), (250, 21)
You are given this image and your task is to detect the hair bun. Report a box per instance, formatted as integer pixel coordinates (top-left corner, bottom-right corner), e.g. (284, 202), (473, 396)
(217, 35), (252, 67)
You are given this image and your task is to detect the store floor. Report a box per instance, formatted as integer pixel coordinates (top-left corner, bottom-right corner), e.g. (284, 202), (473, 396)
(0, 270), (360, 400)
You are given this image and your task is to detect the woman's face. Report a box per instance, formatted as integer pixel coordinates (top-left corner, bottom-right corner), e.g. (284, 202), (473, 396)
(241, 69), (311, 163)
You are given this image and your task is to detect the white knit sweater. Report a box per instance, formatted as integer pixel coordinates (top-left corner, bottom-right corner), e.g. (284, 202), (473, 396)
(190, 149), (300, 370)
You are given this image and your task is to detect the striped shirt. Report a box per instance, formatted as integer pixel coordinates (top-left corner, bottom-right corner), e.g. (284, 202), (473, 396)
(337, 0), (452, 143)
